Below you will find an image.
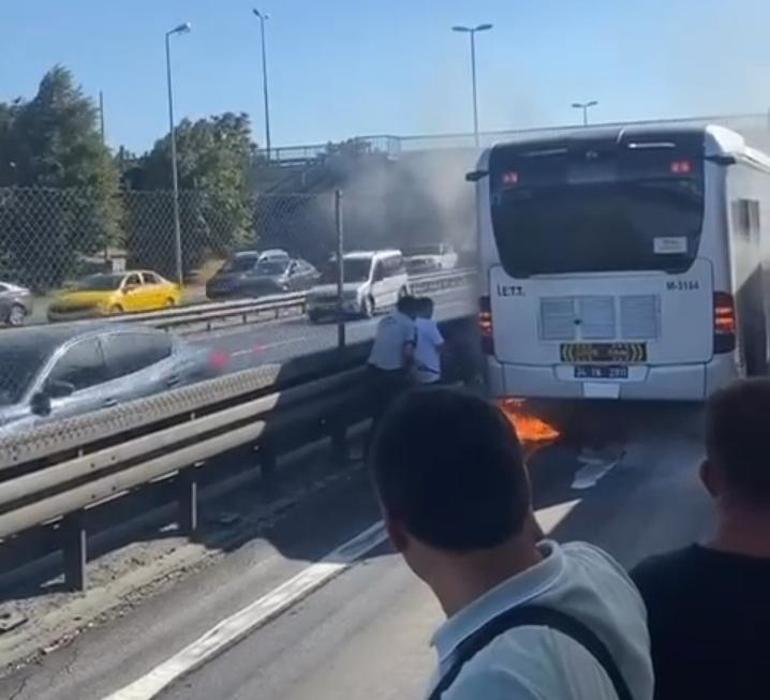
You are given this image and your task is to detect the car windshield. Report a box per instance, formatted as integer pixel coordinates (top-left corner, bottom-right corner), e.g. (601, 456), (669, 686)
(75, 274), (124, 291)
(0, 342), (48, 405)
(410, 245), (443, 256)
(254, 260), (289, 275)
(320, 258), (372, 284)
(221, 256), (258, 273)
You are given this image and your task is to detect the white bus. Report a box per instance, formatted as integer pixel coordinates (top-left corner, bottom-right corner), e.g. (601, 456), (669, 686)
(471, 125), (770, 402)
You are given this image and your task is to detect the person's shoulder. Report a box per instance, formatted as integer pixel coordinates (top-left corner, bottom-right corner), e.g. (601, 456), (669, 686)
(630, 546), (699, 593)
(445, 626), (617, 700)
(561, 541), (628, 579)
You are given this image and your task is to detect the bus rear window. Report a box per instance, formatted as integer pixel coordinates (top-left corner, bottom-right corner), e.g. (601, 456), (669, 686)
(489, 142), (705, 277)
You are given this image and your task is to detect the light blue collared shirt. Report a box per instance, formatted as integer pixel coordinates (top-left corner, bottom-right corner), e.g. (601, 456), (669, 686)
(427, 540), (653, 700)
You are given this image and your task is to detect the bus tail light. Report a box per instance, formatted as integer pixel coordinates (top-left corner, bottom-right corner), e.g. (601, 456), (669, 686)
(479, 296), (494, 355)
(713, 292), (736, 354)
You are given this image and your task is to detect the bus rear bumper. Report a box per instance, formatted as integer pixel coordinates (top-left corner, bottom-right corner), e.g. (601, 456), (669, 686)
(486, 355), (739, 402)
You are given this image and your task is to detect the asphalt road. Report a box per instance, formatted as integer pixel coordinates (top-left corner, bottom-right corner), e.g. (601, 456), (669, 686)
(0, 401), (713, 700)
(189, 285), (475, 373)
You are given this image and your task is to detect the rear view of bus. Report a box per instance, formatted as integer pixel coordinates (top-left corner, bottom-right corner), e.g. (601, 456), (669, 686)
(475, 125), (770, 402)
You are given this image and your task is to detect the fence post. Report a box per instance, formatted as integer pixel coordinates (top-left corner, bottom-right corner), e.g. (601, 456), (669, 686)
(178, 468), (198, 535)
(335, 189), (346, 350)
(62, 509), (87, 592)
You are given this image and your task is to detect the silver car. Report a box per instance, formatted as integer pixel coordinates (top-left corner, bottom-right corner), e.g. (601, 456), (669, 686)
(0, 325), (221, 436)
(0, 281), (33, 327)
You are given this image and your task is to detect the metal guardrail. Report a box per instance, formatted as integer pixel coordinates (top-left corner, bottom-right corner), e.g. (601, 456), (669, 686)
(0, 316), (474, 590)
(57, 268), (476, 334)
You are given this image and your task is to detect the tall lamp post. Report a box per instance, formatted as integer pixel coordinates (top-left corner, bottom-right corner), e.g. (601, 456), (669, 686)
(452, 23), (493, 147)
(165, 22), (191, 287)
(253, 9), (272, 160)
(571, 100), (598, 126)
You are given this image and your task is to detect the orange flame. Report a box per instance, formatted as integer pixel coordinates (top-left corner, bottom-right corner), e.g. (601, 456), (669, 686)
(498, 399), (561, 450)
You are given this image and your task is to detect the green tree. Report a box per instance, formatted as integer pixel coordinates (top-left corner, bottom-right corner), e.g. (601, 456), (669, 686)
(125, 112), (255, 277)
(0, 66), (121, 289)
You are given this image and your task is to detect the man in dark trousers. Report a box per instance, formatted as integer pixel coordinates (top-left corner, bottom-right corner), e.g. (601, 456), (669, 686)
(370, 388), (653, 699)
(632, 378), (770, 700)
(364, 295), (418, 455)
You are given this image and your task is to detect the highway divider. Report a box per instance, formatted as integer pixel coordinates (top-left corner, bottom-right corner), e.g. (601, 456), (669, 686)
(45, 268), (477, 334)
(0, 315), (477, 591)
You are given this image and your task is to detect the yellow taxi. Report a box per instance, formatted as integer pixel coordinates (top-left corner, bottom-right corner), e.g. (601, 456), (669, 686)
(47, 270), (182, 322)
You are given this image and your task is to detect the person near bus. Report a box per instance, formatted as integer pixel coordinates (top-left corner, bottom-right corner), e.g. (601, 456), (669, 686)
(364, 295), (418, 454)
(631, 378), (770, 700)
(414, 297), (445, 385)
(369, 387), (653, 700)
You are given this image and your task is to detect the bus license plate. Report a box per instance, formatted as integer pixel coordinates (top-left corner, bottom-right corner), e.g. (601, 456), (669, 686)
(560, 342), (647, 363)
(574, 366), (629, 380)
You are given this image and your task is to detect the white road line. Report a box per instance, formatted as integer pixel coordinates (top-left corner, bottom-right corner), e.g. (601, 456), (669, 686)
(103, 522), (388, 700)
(104, 499), (579, 700)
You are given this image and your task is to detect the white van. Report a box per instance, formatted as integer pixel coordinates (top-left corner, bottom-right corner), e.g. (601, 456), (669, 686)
(307, 250), (409, 321)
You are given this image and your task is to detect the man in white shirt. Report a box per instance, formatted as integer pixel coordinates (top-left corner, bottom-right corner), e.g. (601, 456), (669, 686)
(369, 388), (653, 700)
(365, 295), (418, 456)
(414, 297), (444, 385)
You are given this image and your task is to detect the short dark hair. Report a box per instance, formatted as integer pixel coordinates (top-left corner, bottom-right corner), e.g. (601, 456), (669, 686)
(370, 387), (530, 551)
(396, 295), (416, 315)
(417, 297), (434, 317)
(706, 378), (770, 504)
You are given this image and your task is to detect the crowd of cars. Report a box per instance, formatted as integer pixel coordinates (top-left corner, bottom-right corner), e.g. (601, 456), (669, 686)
(0, 242), (458, 431)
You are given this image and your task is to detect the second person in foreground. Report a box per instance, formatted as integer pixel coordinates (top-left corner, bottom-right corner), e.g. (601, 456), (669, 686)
(369, 388), (653, 699)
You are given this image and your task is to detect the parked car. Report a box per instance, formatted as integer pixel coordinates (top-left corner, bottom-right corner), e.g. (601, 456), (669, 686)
(405, 243), (459, 274)
(0, 281), (33, 327)
(207, 256), (317, 299)
(0, 325), (222, 436)
(307, 250), (409, 321)
(47, 270), (181, 322)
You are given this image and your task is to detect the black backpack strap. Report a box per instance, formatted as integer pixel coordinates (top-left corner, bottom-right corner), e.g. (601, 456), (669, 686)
(428, 604), (633, 700)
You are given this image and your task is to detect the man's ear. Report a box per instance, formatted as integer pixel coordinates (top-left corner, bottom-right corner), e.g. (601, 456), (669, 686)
(384, 511), (409, 553)
(700, 458), (721, 498)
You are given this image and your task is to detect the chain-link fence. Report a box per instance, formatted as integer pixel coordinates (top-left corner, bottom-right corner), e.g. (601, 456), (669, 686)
(0, 187), (339, 295)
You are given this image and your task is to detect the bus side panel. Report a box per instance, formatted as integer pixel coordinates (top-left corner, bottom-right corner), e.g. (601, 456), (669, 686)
(725, 161), (770, 376)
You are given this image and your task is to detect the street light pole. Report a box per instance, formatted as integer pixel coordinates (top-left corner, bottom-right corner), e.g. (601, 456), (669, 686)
(253, 9), (272, 160)
(453, 23), (493, 147)
(571, 100), (598, 126)
(165, 22), (191, 287)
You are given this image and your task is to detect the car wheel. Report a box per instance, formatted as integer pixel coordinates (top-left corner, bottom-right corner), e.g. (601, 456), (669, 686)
(361, 296), (375, 319)
(165, 298), (176, 308)
(109, 305), (124, 315)
(7, 303), (26, 327)
(308, 310), (321, 323)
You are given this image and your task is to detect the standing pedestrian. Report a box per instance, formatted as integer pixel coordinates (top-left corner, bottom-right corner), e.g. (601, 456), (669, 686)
(631, 378), (770, 700)
(414, 297), (444, 385)
(369, 388), (653, 700)
(364, 295), (418, 456)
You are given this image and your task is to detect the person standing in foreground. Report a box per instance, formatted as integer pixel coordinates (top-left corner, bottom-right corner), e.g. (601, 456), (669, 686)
(365, 295), (418, 453)
(631, 378), (770, 700)
(414, 297), (444, 385)
(370, 388), (653, 699)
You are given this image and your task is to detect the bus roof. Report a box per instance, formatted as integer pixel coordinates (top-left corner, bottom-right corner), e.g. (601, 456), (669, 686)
(486, 124), (770, 172)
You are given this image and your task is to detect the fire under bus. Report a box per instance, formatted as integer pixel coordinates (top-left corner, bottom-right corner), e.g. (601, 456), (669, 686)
(470, 124), (770, 404)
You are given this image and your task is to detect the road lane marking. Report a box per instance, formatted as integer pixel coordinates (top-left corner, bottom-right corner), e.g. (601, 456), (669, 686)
(104, 498), (579, 700)
(103, 522), (388, 700)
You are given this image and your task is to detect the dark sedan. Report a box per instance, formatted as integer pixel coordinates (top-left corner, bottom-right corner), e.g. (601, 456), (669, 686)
(206, 258), (319, 299)
(0, 325), (224, 436)
(0, 281), (33, 327)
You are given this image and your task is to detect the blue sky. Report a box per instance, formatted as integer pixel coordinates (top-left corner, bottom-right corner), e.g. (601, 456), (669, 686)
(1, 0), (769, 153)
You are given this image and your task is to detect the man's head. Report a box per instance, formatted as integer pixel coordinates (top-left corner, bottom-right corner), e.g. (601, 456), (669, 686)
(370, 387), (532, 578)
(703, 378), (770, 509)
(396, 295), (418, 319)
(416, 297), (434, 319)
